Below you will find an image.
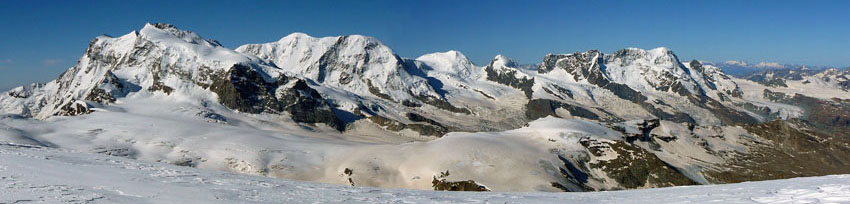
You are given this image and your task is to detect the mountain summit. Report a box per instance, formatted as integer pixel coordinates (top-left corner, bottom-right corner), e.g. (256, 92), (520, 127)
(3, 23), (850, 192)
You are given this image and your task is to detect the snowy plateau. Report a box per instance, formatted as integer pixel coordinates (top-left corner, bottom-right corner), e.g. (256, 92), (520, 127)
(2, 23), (850, 203)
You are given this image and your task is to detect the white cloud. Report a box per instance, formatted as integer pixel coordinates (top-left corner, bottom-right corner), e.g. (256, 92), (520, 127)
(43, 58), (63, 66)
(723, 60), (785, 69)
(754, 62), (785, 69)
(724, 60), (748, 66)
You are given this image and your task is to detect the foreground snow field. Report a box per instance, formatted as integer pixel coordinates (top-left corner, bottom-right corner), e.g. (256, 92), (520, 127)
(1, 143), (849, 203)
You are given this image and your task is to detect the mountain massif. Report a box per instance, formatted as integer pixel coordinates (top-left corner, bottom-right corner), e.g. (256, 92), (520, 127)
(2, 23), (849, 192)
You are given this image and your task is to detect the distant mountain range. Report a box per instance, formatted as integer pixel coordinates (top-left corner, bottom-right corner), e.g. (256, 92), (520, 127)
(701, 60), (845, 77)
(1, 23), (849, 192)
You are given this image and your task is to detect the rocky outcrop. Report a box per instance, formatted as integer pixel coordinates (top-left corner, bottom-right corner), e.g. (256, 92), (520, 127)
(209, 64), (342, 130)
(763, 90), (850, 127)
(431, 171), (490, 191)
(367, 114), (447, 137)
(707, 119), (850, 183)
(484, 56), (534, 98)
(525, 99), (600, 121)
(574, 138), (697, 190)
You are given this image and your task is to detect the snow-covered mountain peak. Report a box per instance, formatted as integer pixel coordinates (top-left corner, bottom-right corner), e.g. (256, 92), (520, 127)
(608, 47), (681, 67)
(537, 48), (742, 101)
(648, 46), (672, 54)
(238, 32), (445, 108)
(0, 23), (289, 119)
(419, 50), (470, 61)
(491, 54), (518, 68)
(140, 23), (222, 47)
(271, 33), (386, 50)
(415, 50), (477, 77)
(278, 32), (314, 41)
(603, 47), (702, 93)
(238, 32), (398, 74)
(341, 34), (384, 46)
(821, 68), (844, 75)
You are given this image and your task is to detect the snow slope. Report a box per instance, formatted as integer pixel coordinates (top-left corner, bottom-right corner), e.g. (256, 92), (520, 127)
(2, 143), (849, 203)
(0, 23), (278, 119)
(0, 107), (649, 192)
(2, 23), (850, 196)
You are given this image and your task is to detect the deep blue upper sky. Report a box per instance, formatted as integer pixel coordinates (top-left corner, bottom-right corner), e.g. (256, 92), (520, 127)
(1, 0), (848, 91)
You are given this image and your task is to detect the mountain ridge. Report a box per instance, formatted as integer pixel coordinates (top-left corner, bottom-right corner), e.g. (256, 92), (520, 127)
(2, 23), (850, 192)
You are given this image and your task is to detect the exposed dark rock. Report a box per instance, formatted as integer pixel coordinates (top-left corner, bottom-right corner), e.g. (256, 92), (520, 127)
(148, 81), (174, 95)
(366, 79), (393, 101)
(171, 157), (200, 167)
(550, 182), (571, 192)
(431, 170), (489, 191)
(541, 87), (564, 100)
(639, 103), (695, 124)
(343, 168), (355, 186)
(473, 89), (495, 100)
(401, 100), (421, 107)
(208, 64), (343, 130)
(580, 138), (697, 189)
(92, 147), (135, 158)
(763, 89), (850, 127)
(541, 85), (574, 101)
(551, 154), (594, 192)
(638, 119), (660, 142)
(368, 115), (447, 137)
(745, 68), (822, 87)
(55, 101), (93, 116)
(85, 70), (125, 104)
(484, 60), (534, 98)
(8, 91), (29, 98)
(537, 50), (756, 125)
(707, 119), (850, 183)
(541, 51), (655, 108)
(525, 99), (599, 121)
(7, 84), (42, 99)
(406, 112), (442, 126)
(552, 85), (574, 99)
(412, 94), (470, 114)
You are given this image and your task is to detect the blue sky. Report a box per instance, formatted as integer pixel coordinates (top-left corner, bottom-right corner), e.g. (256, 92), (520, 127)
(1, 0), (848, 91)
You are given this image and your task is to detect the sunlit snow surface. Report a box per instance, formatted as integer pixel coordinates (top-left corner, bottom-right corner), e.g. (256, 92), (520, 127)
(1, 144), (849, 203)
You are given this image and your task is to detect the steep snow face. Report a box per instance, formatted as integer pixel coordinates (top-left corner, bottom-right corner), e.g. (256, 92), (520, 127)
(0, 23), (288, 120)
(416, 50), (479, 79)
(533, 48), (757, 125)
(683, 61), (743, 100)
(237, 33), (440, 102)
(604, 48), (697, 94)
(137, 23), (260, 72)
(539, 47), (741, 101)
(237, 36), (537, 135)
(235, 33), (338, 76)
(492, 55), (518, 68)
(480, 54), (535, 99)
